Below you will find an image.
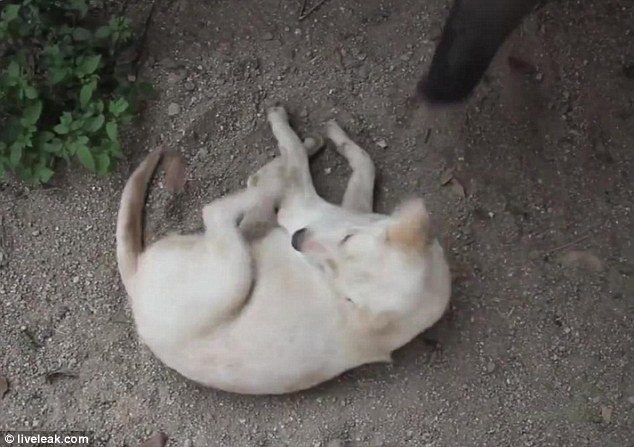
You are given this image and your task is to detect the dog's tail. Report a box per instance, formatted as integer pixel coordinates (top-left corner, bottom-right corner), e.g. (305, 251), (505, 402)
(116, 149), (185, 294)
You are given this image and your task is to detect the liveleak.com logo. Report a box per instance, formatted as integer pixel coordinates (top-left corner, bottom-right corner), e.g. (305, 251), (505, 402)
(1, 431), (93, 446)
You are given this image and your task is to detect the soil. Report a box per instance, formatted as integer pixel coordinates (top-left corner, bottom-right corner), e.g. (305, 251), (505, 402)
(1, 0), (633, 446)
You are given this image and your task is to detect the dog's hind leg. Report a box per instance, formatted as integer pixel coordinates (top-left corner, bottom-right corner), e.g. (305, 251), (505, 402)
(267, 106), (318, 199)
(325, 120), (375, 213)
(246, 135), (323, 191)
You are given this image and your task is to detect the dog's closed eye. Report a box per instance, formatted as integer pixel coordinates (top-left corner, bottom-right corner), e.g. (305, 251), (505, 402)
(340, 234), (354, 245)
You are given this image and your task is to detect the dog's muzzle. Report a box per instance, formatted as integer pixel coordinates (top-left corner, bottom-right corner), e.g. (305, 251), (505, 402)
(291, 228), (308, 251)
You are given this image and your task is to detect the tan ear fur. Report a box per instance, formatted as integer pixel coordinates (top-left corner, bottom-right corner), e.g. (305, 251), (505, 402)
(386, 198), (431, 252)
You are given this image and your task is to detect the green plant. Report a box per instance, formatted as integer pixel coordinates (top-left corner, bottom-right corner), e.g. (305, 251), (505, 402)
(0, 0), (152, 184)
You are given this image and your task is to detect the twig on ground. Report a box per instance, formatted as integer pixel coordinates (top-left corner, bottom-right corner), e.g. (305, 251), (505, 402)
(298, 0), (330, 21)
(131, 0), (159, 77)
(543, 222), (603, 256)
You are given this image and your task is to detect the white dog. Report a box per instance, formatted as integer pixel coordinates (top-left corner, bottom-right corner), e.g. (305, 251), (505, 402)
(116, 106), (451, 394)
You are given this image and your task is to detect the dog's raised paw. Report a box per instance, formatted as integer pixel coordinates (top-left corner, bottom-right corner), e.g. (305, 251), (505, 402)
(267, 105), (288, 122)
(303, 133), (325, 157)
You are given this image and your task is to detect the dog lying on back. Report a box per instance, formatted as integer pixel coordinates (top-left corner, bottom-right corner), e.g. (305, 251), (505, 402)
(116, 106), (451, 394)
(419, 0), (541, 103)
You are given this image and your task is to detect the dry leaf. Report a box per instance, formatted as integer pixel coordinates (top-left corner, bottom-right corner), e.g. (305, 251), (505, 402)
(448, 178), (466, 199)
(601, 405), (613, 424)
(0, 375), (8, 398)
(439, 168), (454, 185)
(558, 250), (603, 272)
(140, 432), (168, 447)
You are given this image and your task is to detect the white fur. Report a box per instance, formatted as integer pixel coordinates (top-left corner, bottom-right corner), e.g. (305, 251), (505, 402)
(117, 106), (451, 394)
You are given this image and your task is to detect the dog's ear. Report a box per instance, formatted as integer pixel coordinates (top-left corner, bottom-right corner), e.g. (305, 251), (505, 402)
(386, 198), (430, 252)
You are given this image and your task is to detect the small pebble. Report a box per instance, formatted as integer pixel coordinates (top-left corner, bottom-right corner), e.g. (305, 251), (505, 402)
(262, 32), (274, 41)
(184, 81), (196, 92)
(326, 440), (345, 447)
(161, 57), (178, 69)
(485, 361), (496, 374)
(376, 139), (388, 149)
(168, 103), (181, 116)
(196, 148), (209, 159)
(167, 72), (182, 84)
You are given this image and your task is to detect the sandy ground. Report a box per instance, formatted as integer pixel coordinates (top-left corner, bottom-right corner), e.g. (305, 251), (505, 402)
(1, 0), (633, 446)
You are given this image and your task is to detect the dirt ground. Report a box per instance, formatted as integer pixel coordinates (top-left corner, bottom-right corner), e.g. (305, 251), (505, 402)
(1, 0), (633, 446)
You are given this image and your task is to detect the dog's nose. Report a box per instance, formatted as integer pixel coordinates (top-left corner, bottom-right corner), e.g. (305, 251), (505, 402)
(291, 228), (307, 251)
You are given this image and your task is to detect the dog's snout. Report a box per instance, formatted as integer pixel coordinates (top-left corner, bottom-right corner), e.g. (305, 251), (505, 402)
(291, 228), (308, 251)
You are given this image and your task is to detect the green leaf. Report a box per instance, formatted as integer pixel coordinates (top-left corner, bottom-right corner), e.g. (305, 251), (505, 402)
(80, 83), (94, 107)
(76, 144), (95, 171)
(22, 101), (43, 126)
(107, 140), (122, 158)
(70, 119), (85, 132)
(43, 45), (61, 58)
(60, 112), (74, 127)
(42, 140), (63, 154)
(4, 4), (21, 21)
(68, 0), (88, 18)
(96, 153), (111, 175)
(108, 97), (128, 117)
(95, 25), (111, 40)
(16, 165), (34, 182)
(9, 143), (23, 167)
(24, 86), (38, 99)
(86, 114), (105, 133)
(76, 54), (101, 77)
(48, 67), (69, 84)
(72, 27), (91, 41)
(53, 123), (70, 135)
(38, 132), (55, 143)
(36, 166), (54, 183)
(7, 61), (20, 78)
(105, 121), (117, 141)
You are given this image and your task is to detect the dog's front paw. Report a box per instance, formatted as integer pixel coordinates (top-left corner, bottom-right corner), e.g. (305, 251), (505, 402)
(267, 105), (288, 123)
